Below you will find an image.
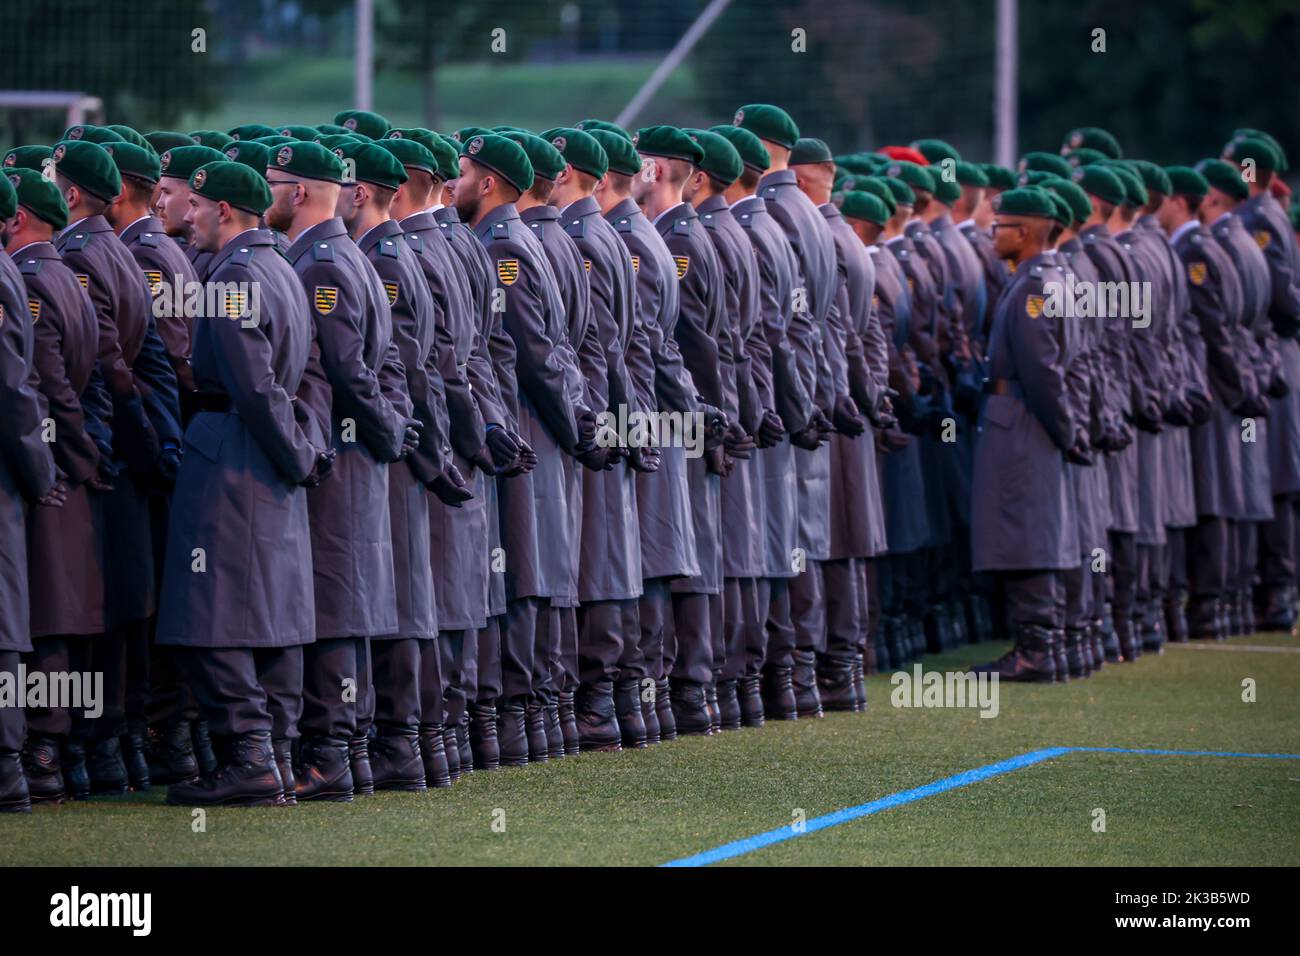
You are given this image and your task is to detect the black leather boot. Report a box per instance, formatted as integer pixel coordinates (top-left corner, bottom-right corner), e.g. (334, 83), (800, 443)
(816, 655), (858, 712)
(972, 625), (1057, 682)
(348, 735), (374, 796)
(792, 650), (823, 719)
(443, 725), (462, 780)
(1064, 628), (1089, 679)
(1141, 601), (1165, 654)
(557, 692), (582, 755)
(760, 665), (797, 720)
(192, 720), (218, 777)
(87, 736), (129, 795)
(654, 678), (677, 741)
(293, 736), (353, 802)
(419, 725), (453, 787)
(121, 727), (150, 791)
(456, 719), (473, 772)
(1258, 585), (1298, 633)
(1051, 628), (1069, 681)
(704, 681), (722, 733)
(544, 700), (565, 758)
(1187, 596), (1219, 640)
(369, 732), (427, 791)
(273, 738), (296, 805)
(576, 680), (622, 752)
(168, 731), (284, 807)
(640, 683), (662, 744)
(884, 615), (906, 668)
(525, 699), (550, 762)
(613, 678), (648, 748)
(1239, 589), (1256, 637)
(468, 705), (501, 771)
(1164, 589), (1190, 643)
(738, 675), (764, 727)
(21, 735), (66, 804)
(61, 737), (89, 800)
(146, 721), (199, 785)
(0, 751), (31, 813)
(948, 599), (969, 646)
(1090, 618), (1106, 670)
(908, 615), (927, 659)
(497, 698), (530, 767)
(853, 652), (867, 710)
(716, 678), (741, 730)
(924, 605), (947, 654)
(668, 679), (712, 736)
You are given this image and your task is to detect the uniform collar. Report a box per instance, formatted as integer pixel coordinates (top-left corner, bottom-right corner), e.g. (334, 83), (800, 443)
(1170, 219), (1199, 246)
(208, 227), (272, 273)
(696, 193), (729, 216)
(562, 195), (601, 221)
(956, 218), (977, 232)
(473, 201), (519, 241)
(653, 200), (693, 230)
(757, 168), (796, 192)
(356, 218), (402, 254)
(61, 214), (112, 238)
(520, 204), (559, 223)
(119, 214), (160, 245)
(10, 240), (59, 260)
(603, 197), (640, 224)
(286, 216), (347, 262)
(398, 210), (436, 232)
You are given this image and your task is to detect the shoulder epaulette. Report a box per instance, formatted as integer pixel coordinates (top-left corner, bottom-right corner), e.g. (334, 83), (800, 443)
(673, 217), (692, 236)
(490, 220), (511, 240)
(311, 240), (335, 262)
(137, 231), (160, 248)
(738, 212), (754, 228)
(614, 216), (634, 234)
(18, 257), (41, 275)
(379, 237), (401, 259)
(403, 232), (423, 253)
(564, 216), (586, 240)
(230, 245), (256, 267)
(61, 231), (90, 252)
(700, 212), (720, 230)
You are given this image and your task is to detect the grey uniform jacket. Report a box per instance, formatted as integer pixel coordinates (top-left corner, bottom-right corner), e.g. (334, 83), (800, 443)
(122, 215), (198, 395)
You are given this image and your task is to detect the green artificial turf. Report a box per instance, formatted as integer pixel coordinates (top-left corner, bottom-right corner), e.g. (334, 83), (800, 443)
(4, 635), (1298, 867)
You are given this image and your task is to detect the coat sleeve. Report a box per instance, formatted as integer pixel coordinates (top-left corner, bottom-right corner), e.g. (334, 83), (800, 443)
(1183, 248), (1248, 410)
(29, 287), (99, 484)
(1007, 276), (1074, 452)
(665, 234), (724, 409)
(0, 276), (56, 498)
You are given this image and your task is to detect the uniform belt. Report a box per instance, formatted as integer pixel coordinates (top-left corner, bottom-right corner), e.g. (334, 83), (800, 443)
(190, 392), (233, 414)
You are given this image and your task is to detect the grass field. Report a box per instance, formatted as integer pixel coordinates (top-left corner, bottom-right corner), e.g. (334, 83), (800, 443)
(5, 634), (1298, 867)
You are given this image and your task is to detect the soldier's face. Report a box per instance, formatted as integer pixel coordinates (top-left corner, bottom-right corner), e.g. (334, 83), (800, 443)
(185, 194), (222, 253)
(992, 217), (1027, 258)
(156, 181), (190, 237)
(453, 160), (484, 222)
(264, 175), (299, 232)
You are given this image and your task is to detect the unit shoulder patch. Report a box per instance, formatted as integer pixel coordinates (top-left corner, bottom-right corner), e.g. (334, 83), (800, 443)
(497, 259), (520, 286)
(674, 255), (690, 279)
(75, 273), (89, 291)
(314, 285), (339, 313)
(630, 254), (640, 273)
(1254, 229), (1272, 250)
(27, 299), (40, 322)
(1187, 261), (1207, 286)
(143, 269), (163, 295)
(384, 280), (399, 305)
(1025, 293), (1045, 318)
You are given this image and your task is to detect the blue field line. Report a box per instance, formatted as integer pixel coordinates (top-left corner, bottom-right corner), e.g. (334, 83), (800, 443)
(661, 746), (1300, 867)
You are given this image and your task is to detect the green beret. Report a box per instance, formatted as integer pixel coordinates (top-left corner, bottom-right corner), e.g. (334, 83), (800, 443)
(1164, 166), (1209, 199)
(685, 129), (743, 186)
(708, 125), (770, 174)
(279, 125), (322, 142)
(332, 140), (408, 190)
(145, 131), (195, 155)
(981, 163), (1017, 191)
(269, 139), (345, 184)
(377, 138), (439, 176)
(0, 175), (15, 220)
(1070, 164), (1126, 206)
(160, 145), (227, 181)
(1065, 147), (1107, 168)
(502, 131), (566, 181)
(788, 137), (834, 166)
(912, 139), (961, 164)
(189, 130), (234, 151)
(453, 127), (490, 145)
(228, 124), (279, 142)
(1130, 159), (1172, 197)
(933, 175), (961, 206)
(315, 134), (365, 152)
(836, 155), (879, 177)
(62, 124), (123, 145)
(540, 127), (608, 179)
(252, 135), (297, 148)
(732, 104), (799, 150)
(1061, 126), (1122, 159)
(587, 129), (640, 177)
(1017, 170), (1053, 187)
(106, 126), (152, 153)
(314, 124), (350, 137)
(1231, 128), (1287, 173)
(3, 146), (52, 172)
(1041, 177), (1092, 226)
(1103, 161), (1148, 206)
(1223, 136), (1280, 173)
(51, 140), (121, 202)
(884, 160), (935, 195)
(1041, 188), (1073, 227)
(1019, 151), (1073, 178)
(633, 126), (704, 165)
(838, 190), (890, 227)
(853, 177), (896, 216)
(222, 140), (272, 176)
(5, 167), (69, 229)
(387, 128), (458, 179)
(104, 141), (161, 184)
(953, 160), (989, 188)
(575, 119), (633, 142)
(334, 109), (390, 139)
(1195, 158), (1248, 202)
(873, 174), (915, 208)
(189, 160), (272, 216)
(461, 133), (533, 193)
(992, 186), (1057, 219)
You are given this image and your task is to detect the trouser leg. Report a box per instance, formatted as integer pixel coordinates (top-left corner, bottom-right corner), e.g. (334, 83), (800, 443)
(637, 578), (672, 681)
(371, 638), (420, 733)
(821, 558), (861, 662)
(300, 636), (359, 740)
(743, 578), (771, 677)
(176, 646), (271, 737)
(0, 651), (25, 751)
(579, 599), (624, 685)
(789, 560), (826, 654)
(501, 598), (539, 700)
(23, 636), (72, 737)
(764, 578), (795, 669)
(669, 591), (714, 685)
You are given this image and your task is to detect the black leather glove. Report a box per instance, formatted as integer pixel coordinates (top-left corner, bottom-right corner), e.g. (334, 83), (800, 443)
(399, 419), (422, 459)
(299, 448), (337, 488)
(1267, 369), (1290, 400)
(1163, 391), (1194, 427)
(697, 403), (727, 451)
(724, 422), (756, 459)
(628, 444), (660, 473)
(485, 425), (520, 471)
(756, 409), (785, 448)
(1066, 430), (1093, 466)
(578, 446), (614, 471)
(427, 463), (473, 507)
(576, 407), (599, 448)
(832, 395), (866, 437)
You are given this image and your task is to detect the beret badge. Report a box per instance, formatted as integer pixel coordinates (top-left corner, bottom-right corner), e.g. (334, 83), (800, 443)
(277, 146), (293, 166)
(193, 168), (207, 190)
(467, 137), (484, 155)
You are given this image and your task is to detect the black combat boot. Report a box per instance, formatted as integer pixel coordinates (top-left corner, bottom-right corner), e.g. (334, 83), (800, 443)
(792, 650), (823, 719)
(613, 678), (648, 749)
(1239, 589), (1256, 637)
(121, 727), (150, 791)
(21, 735), (66, 804)
(853, 652), (867, 710)
(1090, 618), (1106, 670)
(1164, 589), (1190, 643)
(61, 737), (90, 800)
(468, 704), (501, 771)
(273, 739), (296, 805)
(971, 625), (1057, 683)
(293, 736), (353, 802)
(496, 698), (530, 767)
(443, 725), (462, 780)
(1258, 585), (1297, 633)
(1064, 628), (1090, 679)
(0, 751), (31, 813)
(575, 680), (622, 752)
(1051, 628), (1069, 681)
(348, 735), (374, 796)
(816, 655), (858, 712)
(883, 615), (907, 668)
(1141, 601), (1165, 654)
(419, 724), (453, 787)
(146, 721), (199, 785)
(1187, 596), (1219, 641)
(668, 679), (712, 736)
(557, 692), (582, 755)
(544, 699), (565, 758)
(86, 735), (129, 795)
(192, 720), (218, 777)
(716, 678), (741, 730)
(948, 598), (969, 645)
(1100, 603), (1122, 662)
(456, 718), (473, 772)
(908, 615), (927, 659)
(760, 665), (797, 720)
(168, 731), (284, 807)
(738, 675), (765, 728)
(369, 732), (427, 791)
(525, 698), (550, 763)
(704, 681), (722, 733)
(640, 682), (662, 744)
(654, 678), (677, 741)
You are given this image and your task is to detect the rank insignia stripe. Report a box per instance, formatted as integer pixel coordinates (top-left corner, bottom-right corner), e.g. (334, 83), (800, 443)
(384, 281), (399, 305)
(630, 255), (640, 273)
(314, 285), (339, 313)
(674, 255), (690, 279)
(27, 299), (40, 322)
(144, 269), (163, 295)
(75, 273), (89, 291)
(1025, 294), (1045, 318)
(497, 259), (519, 286)
(1187, 262), (1207, 286)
